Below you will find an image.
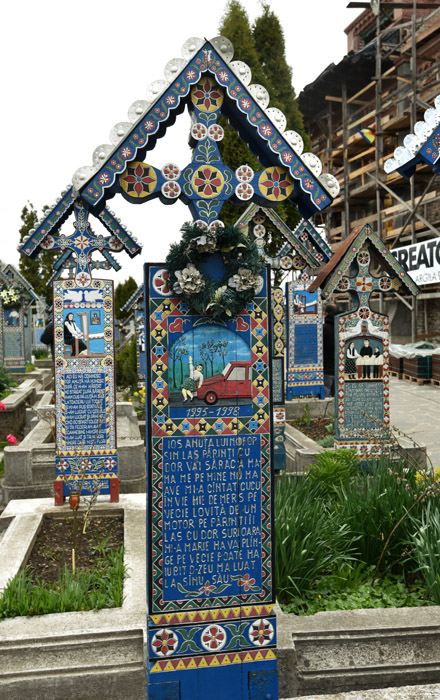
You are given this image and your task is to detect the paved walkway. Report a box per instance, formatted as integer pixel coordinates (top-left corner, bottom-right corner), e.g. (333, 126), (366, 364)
(295, 684), (440, 699)
(390, 375), (440, 465)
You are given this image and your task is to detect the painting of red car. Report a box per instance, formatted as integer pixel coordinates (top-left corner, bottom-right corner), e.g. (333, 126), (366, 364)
(197, 361), (253, 405)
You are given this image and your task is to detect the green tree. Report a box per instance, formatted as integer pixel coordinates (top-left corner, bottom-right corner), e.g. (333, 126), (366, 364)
(114, 276), (138, 320)
(217, 0), (266, 225)
(253, 3), (311, 153)
(218, 1), (310, 235)
(18, 203), (55, 305)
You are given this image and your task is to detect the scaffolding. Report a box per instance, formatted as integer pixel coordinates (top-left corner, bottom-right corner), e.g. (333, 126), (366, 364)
(299, 0), (440, 341)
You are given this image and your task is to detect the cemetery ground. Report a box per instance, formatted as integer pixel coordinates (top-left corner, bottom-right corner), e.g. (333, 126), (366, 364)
(2, 365), (440, 696)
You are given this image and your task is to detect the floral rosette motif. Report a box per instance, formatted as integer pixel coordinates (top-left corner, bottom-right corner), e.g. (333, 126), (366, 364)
(165, 222), (265, 319)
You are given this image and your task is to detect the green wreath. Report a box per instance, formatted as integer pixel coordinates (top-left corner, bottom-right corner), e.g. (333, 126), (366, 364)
(165, 223), (265, 319)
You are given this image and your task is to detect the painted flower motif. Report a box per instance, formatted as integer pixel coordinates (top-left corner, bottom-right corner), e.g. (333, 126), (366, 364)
(6, 434), (17, 445)
(238, 573), (256, 592)
(228, 268), (263, 294)
(282, 151), (294, 163)
(0, 402), (6, 411)
(120, 147), (133, 160)
(151, 629), (178, 657)
(199, 580), (216, 596)
(249, 619), (274, 647)
(217, 70), (229, 83)
(186, 70), (196, 81)
(174, 264), (205, 295)
(201, 624), (227, 651)
(260, 124), (273, 137)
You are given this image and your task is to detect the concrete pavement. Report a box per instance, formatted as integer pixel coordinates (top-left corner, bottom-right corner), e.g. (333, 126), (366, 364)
(390, 375), (440, 466)
(295, 685), (440, 699)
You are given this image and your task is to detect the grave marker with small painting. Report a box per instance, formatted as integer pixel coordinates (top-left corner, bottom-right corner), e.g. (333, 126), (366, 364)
(308, 224), (419, 456)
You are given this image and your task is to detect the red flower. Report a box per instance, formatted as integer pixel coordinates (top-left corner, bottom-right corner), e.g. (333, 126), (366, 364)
(0, 402), (6, 411)
(6, 434), (17, 445)
(238, 573), (256, 592)
(199, 580), (216, 596)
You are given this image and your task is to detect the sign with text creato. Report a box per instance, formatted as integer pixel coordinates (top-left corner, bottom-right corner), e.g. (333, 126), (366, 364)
(391, 239), (440, 286)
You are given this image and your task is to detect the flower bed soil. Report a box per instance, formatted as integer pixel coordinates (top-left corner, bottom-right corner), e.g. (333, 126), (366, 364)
(288, 418), (333, 442)
(26, 512), (124, 584)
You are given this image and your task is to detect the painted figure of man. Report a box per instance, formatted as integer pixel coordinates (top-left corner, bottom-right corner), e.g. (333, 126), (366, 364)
(359, 339), (373, 378)
(182, 355), (204, 402)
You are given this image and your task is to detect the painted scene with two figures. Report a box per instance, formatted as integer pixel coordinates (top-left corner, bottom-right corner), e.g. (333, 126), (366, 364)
(168, 321), (253, 418)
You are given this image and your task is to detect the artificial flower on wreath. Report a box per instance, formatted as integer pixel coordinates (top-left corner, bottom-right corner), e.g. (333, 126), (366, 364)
(165, 222), (265, 319)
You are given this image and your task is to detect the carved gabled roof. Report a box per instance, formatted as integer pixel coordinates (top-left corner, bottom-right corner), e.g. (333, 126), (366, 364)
(20, 196), (142, 262)
(384, 94), (440, 178)
(1, 264), (40, 301)
(308, 224), (419, 296)
(71, 36), (339, 216)
(235, 203), (317, 268)
(122, 284), (144, 314)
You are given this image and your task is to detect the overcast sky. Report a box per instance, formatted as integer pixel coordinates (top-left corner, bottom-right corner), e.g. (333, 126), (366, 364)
(1, 0), (362, 286)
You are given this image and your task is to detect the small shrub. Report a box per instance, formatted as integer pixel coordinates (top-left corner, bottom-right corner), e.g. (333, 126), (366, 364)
(0, 545), (126, 618)
(337, 458), (423, 573)
(282, 563), (429, 616)
(0, 367), (16, 395)
(306, 448), (359, 496)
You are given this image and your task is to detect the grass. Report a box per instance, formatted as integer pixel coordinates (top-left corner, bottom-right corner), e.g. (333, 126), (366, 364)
(0, 544), (126, 618)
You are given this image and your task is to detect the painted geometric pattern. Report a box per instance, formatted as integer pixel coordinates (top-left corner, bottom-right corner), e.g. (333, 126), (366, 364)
(53, 279), (117, 494)
(150, 647), (276, 673)
(148, 278), (273, 615)
(286, 282), (324, 391)
(271, 288), (285, 358)
(82, 46), (330, 214)
(149, 603), (275, 627)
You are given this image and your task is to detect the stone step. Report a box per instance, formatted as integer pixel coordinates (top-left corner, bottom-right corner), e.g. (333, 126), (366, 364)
(292, 684), (440, 699)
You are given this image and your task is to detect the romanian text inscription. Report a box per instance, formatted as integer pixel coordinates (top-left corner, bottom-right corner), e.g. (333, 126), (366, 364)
(161, 434), (262, 600)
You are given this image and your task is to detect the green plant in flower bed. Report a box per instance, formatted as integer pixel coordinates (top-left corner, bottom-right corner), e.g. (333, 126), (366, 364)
(33, 347), (49, 359)
(275, 450), (440, 614)
(0, 545), (126, 618)
(409, 502), (440, 605)
(337, 458), (423, 572)
(0, 366), (16, 395)
(25, 362), (35, 373)
(282, 564), (430, 616)
(275, 475), (357, 601)
(306, 448), (359, 496)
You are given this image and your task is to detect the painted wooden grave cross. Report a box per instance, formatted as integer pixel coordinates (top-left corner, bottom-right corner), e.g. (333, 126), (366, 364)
(0, 265), (38, 373)
(39, 201), (136, 288)
(309, 224), (419, 456)
(145, 222), (278, 700)
(19, 198), (142, 504)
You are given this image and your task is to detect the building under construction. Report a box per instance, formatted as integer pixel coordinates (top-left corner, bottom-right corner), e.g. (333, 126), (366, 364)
(299, 0), (440, 342)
